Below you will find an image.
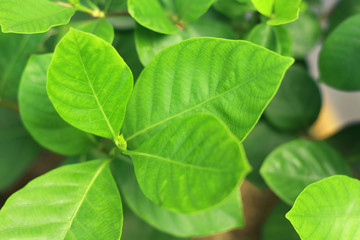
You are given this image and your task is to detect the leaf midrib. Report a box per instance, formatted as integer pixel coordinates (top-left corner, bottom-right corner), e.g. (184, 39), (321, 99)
(59, 160), (109, 239)
(75, 38), (116, 139)
(128, 150), (235, 173)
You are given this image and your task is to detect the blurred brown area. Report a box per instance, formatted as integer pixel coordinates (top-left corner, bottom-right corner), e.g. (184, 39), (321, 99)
(194, 181), (278, 240)
(0, 151), (63, 208)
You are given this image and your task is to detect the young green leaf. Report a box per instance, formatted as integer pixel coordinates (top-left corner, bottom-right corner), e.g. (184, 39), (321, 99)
(135, 18), (235, 65)
(0, 0), (75, 33)
(243, 120), (296, 189)
(47, 28), (133, 140)
(262, 202), (300, 240)
(126, 113), (250, 213)
(123, 37), (294, 149)
(0, 32), (45, 103)
(319, 14), (360, 91)
(72, 19), (115, 44)
(19, 54), (95, 156)
(264, 65), (321, 131)
(247, 23), (291, 56)
(0, 159), (123, 239)
(260, 139), (352, 205)
(113, 158), (245, 237)
(251, 0), (302, 25)
(0, 107), (41, 191)
(287, 175), (360, 240)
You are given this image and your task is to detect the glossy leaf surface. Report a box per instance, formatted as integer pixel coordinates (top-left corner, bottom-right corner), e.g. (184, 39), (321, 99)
(0, 32), (45, 103)
(0, 107), (41, 191)
(287, 175), (360, 240)
(113, 157), (245, 237)
(260, 139), (352, 204)
(127, 114), (250, 213)
(251, 0), (301, 25)
(0, 160), (123, 239)
(0, 0), (75, 33)
(19, 54), (95, 155)
(243, 120), (296, 188)
(265, 65), (321, 131)
(123, 37), (294, 148)
(47, 29), (133, 139)
(135, 18), (235, 65)
(319, 14), (360, 90)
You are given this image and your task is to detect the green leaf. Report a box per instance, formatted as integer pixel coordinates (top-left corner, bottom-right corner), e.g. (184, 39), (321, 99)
(0, 107), (41, 191)
(285, 12), (321, 59)
(243, 120), (296, 189)
(47, 28), (133, 139)
(113, 157), (245, 237)
(122, 204), (187, 240)
(127, 0), (214, 34)
(127, 0), (178, 34)
(123, 37), (294, 148)
(251, 0), (302, 25)
(0, 31), (45, 103)
(328, 0), (360, 33)
(264, 65), (321, 131)
(126, 113), (250, 213)
(19, 54), (95, 156)
(0, 159), (123, 239)
(214, 0), (255, 19)
(247, 23), (291, 56)
(135, 18), (236, 65)
(262, 202), (300, 240)
(319, 14), (360, 91)
(286, 175), (360, 240)
(72, 19), (115, 43)
(260, 139), (352, 205)
(0, 0), (75, 33)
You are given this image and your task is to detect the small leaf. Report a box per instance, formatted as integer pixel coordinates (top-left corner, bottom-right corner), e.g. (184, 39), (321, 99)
(126, 113), (250, 213)
(287, 175), (360, 240)
(262, 202), (300, 240)
(0, 0), (75, 33)
(72, 19), (115, 43)
(319, 14), (360, 90)
(47, 28), (133, 139)
(247, 23), (291, 56)
(0, 107), (41, 191)
(214, 0), (255, 19)
(19, 54), (95, 156)
(243, 120), (296, 189)
(260, 139), (352, 204)
(135, 18), (236, 65)
(161, 0), (215, 22)
(113, 157), (245, 237)
(0, 31), (45, 103)
(264, 65), (321, 131)
(251, 0), (302, 25)
(0, 160), (123, 239)
(123, 37), (294, 148)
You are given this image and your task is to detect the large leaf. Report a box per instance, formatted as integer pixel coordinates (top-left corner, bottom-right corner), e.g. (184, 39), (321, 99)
(0, 160), (123, 239)
(113, 157), (245, 237)
(285, 12), (321, 59)
(319, 14), (360, 91)
(0, 32), (45, 103)
(123, 37), (294, 149)
(260, 139), (352, 205)
(247, 23), (291, 56)
(262, 202), (300, 240)
(0, 107), (41, 191)
(251, 0), (302, 25)
(135, 18), (235, 65)
(19, 54), (95, 156)
(127, 0), (214, 34)
(126, 113), (250, 213)
(287, 175), (360, 240)
(0, 0), (75, 33)
(264, 65), (321, 131)
(47, 28), (133, 140)
(243, 120), (296, 189)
